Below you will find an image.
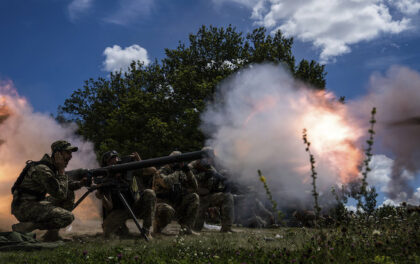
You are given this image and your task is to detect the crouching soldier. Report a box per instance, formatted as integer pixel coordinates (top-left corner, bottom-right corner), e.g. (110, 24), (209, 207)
(190, 147), (235, 233)
(153, 151), (200, 235)
(96, 150), (156, 240)
(11, 140), (89, 241)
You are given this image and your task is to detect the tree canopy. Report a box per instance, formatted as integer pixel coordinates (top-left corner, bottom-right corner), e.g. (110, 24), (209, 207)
(58, 25), (327, 159)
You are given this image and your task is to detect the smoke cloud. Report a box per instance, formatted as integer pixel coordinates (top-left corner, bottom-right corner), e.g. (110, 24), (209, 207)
(201, 64), (364, 210)
(349, 66), (420, 202)
(0, 80), (100, 231)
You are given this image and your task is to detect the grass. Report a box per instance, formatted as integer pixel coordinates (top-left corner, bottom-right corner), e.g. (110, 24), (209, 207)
(1, 209), (419, 264)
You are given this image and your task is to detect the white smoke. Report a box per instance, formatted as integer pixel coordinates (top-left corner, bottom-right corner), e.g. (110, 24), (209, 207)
(349, 65), (420, 203)
(0, 80), (100, 230)
(201, 64), (363, 209)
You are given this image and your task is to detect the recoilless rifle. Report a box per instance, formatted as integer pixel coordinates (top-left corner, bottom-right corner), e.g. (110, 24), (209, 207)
(67, 150), (209, 241)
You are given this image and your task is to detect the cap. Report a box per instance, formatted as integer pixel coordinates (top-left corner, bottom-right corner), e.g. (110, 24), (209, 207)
(51, 140), (78, 153)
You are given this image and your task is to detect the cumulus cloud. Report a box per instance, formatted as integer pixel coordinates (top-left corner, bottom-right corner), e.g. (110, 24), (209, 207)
(102, 44), (150, 73)
(68, 0), (94, 21)
(382, 187), (420, 206)
(105, 0), (155, 25)
(388, 0), (420, 15)
(368, 155), (392, 192)
(214, 0), (420, 63)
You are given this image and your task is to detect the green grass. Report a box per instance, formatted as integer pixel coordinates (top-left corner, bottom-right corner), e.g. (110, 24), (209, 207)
(1, 211), (419, 264)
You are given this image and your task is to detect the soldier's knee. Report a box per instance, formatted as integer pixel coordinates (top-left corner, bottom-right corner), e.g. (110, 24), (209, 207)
(157, 203), (175, 216)
(62, 211), (74, 225)
(52, 211), (74, 228)
(143, 189), (156, 200)
(189, 193), (199, 204)
(224, 193), (234, 204)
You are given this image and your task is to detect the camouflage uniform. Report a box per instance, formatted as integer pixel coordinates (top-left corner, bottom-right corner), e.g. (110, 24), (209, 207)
(97, 151), (156, 238)
(100, 187), (156, 238)
(11, 141), (81, 233)
(234, 194), (274, 228)
(154, 164), (199, 234)
(189, 160), (234, 232)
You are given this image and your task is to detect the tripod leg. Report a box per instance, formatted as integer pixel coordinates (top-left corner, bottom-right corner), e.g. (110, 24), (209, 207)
(72, 188), (95, 211)
(117, 191), (149, 241)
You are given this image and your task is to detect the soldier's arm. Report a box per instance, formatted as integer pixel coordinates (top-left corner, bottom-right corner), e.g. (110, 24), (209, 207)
(32, 166), (68, 200)
(68, 180), (83, 191)
(184, 170), (198, 192)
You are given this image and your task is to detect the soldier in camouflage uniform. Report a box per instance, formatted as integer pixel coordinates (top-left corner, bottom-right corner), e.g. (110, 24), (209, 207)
(234, 193), (274, 228)
(190, 147), (235, 233)
(154, 151), (200, 235)
(96, 151), (156, 239)
(11, 140), (89, 241)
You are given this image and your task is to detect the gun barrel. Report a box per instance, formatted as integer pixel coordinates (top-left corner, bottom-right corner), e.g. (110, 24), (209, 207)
(68, 150), (207, 177)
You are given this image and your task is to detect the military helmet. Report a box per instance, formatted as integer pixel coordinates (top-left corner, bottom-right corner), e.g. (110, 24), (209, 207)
(202, 146), (215, 159)
(51, 140), (78, 153)
(169, 150), (182, 156)
(101, 150), (119, 167)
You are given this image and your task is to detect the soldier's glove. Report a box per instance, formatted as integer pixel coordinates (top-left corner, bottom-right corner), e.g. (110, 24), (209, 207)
(80, 170), (93, 187)
(181, 164), (191, 173)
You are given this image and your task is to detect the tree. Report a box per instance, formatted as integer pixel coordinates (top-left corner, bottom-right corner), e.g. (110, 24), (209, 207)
(58, 25), (327, 159)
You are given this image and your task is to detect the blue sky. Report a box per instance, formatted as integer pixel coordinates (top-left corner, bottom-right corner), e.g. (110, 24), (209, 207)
(1, 0), (420, 114)
(1, 0), (420, 206)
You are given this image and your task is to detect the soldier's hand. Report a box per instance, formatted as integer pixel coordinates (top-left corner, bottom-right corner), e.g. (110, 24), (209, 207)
(181, 164), (191, 173)
(132, 152), (141, 161)
(80, 177), (92, 187)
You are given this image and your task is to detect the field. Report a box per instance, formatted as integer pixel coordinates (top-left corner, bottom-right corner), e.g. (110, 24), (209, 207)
(1, 209), (419, 264)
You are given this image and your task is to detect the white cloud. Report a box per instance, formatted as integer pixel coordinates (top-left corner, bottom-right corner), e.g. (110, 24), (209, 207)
(368, 155), (393, 192)
(345, 205), (358, 212)
(381, 187), (420, 206)
(388, 0), (420, 15)
(214, 0), (419, 63)
(102, 45), (150, 73)
(68, 0), (94, 21)
(105, 0), (155, 25)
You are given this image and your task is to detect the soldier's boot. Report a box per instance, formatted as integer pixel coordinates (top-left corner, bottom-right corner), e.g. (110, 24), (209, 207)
(41, 229), (69, 242)
(144, 230), (153, 241)
(12, 222), (38, 233)
(220, 225), (238, 233)
(116, 224), (130, 237)
(152, 220), (162, 234)
(180, 225), (200, 236)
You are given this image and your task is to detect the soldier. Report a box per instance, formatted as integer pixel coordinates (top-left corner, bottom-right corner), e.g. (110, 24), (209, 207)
(234, 193), (274, 228)
(96, 150), (156, 240)
(190, 147), (235, 233)
(11, 140), (89, 241)
(154, 151), (200, 235)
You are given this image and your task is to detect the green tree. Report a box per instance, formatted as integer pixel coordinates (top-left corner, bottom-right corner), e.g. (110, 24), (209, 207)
(58, 25), (327, 158)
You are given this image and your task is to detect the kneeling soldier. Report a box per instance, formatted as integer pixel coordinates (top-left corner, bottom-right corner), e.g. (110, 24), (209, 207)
(11, 140), (89, 241)
(96, 150), (156, 240)
(154, 151), (200, 235)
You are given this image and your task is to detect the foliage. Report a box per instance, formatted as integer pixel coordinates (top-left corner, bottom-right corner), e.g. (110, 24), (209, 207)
(58, 25), (326, 159)
(330, 186), (349, 225)
(1, 206), (419, 264)
(302, 128), (321, 226)
(356, 107), (378, 215)
(257, 169), (284, 224)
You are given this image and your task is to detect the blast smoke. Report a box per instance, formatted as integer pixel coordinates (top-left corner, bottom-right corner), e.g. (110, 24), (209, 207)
(0, 80), (100, 231)
(201, 64), (364, 210)
(349, 66), (420, 202)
